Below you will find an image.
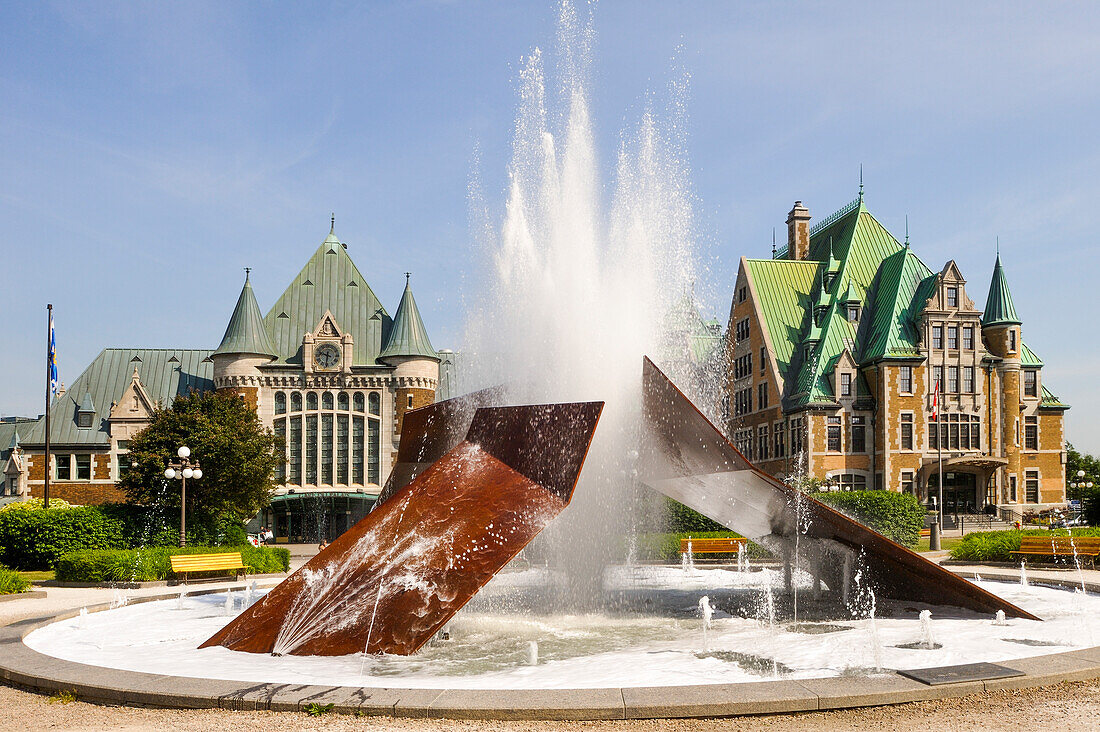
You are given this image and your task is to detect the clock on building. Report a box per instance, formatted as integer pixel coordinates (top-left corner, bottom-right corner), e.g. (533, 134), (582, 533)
(314, 343), (341, 370)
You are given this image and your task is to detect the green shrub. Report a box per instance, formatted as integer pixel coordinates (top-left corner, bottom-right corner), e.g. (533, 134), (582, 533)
(0, 564), (30, 594)
(664, 499), (728, 533)
(630, 531), (772, 562)
(814, 490), (926, 547)
(950, 527), (1100, 562)
(0, 506), (126, 570)
(54, 545), (290, 582)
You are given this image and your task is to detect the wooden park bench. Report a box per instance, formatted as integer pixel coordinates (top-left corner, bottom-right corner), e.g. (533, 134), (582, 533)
(680, 537), (747, 555)
(920, 529), (931, 539)
(1010, 536), (1100, 565)
(169, 552), (246, 584)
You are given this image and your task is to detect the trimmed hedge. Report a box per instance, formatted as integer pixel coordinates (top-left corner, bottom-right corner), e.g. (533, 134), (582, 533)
(950, 528), (1100, 563)
(630, 531), (773, 563)
(0, 503), (254, 570)
(54, 545), (290, 583)
(0, 506), (126, 570)
(814, 490), (925, 548)
(0, 564), (30, 595)
(665, 500), (728, 534)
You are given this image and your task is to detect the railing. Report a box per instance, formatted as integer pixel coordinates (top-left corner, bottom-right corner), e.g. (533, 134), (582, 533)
(809, 198), (861, 237)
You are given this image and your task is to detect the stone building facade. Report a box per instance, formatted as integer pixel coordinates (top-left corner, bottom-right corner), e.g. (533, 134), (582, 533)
(10, 223), (443, 540)
(724, 194), (1068, 517)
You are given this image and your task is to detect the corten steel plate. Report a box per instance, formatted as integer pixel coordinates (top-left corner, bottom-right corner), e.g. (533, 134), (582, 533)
(201, 401), (603, 657)
(372, 386), (505, 509)
(639, 356), (1039, 621)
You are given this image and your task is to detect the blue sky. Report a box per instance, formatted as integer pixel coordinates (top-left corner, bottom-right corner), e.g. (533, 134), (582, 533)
(2, 1), (1098, 453)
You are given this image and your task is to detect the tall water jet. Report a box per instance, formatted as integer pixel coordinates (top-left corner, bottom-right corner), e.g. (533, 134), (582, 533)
(463, 0), (705, 608)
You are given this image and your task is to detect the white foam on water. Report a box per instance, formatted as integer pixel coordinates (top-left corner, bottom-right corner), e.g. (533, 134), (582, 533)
(24, 569), (1100, 690)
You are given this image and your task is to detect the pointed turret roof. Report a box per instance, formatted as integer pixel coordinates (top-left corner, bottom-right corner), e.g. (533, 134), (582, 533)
(264, 226), (391, 366)
(379, 276), (438, 361)
(983, 254), (1022, 327)
(213, 272), (278, 359)
(78, 392), (95, 413)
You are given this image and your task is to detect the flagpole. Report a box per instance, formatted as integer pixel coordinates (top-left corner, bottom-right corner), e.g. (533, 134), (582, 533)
(44, 304), (52, 510)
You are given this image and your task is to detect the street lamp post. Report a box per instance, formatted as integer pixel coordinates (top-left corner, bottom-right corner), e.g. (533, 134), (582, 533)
(165, 446), (202, 548)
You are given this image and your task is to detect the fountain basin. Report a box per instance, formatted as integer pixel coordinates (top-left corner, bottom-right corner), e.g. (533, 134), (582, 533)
(5, 566), (1100, 720)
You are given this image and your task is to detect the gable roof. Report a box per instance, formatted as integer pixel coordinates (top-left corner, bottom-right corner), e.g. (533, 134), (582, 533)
(24, 349), (213, 447)
(379, 279), (438, 361)
(213, 273), (277, 359)
(858, 247), (936, 363)
(983, 254), (1022, 326)
(263, 229), (392, 367)
(744, 258), (819, 380)
(785, 199), (913, 405)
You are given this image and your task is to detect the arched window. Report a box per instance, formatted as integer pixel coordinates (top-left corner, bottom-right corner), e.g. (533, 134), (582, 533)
(338, 392), (349, 411)
(306, 392), (318, 411)
(290, 391), (302, 412)
(353, 392), (365, 412)
(275, 392), (287, 415)
(322, 391), (334, 410)
(369, 392), (381, 416)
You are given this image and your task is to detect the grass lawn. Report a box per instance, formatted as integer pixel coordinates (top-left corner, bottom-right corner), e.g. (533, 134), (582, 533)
(915, 536), (964, 553)
(16, 570), (54, 583)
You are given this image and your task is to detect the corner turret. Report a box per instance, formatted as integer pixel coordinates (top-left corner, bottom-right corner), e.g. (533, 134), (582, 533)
(380, 275), (439, 434)
(212, 270), (276, 409)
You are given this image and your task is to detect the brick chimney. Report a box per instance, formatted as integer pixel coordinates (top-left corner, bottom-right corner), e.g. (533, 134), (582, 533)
(786, 201), (811, 260)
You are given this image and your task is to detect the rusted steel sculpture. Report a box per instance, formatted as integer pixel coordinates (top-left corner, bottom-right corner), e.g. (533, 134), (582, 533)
(202, 400), (603, 656)
(640, 356), (1038, 620)
(372, 385), (505, 509)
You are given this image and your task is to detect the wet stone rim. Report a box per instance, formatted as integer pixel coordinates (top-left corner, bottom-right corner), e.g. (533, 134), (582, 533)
(2, 584), (1100, 720)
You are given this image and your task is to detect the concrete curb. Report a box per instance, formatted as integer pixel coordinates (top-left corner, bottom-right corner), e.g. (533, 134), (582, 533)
(0, 591), (47, 603)
(2, 579), (1100, 720)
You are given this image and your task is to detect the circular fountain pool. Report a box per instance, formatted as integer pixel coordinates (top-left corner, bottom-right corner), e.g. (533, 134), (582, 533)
(22, 566), (1100, 690)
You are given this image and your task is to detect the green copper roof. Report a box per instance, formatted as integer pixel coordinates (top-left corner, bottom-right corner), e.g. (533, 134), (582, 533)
(744, 258), (819, 379)
(788, 200), (912, 405)
(1020, 342), (1044, 368)
(983, 255), (1022, 326)
(0, 418), (35, 459)
(263, 229), (392, 367)
(379, 279), (438, 361)
(858, 247), (935, 363)
(25, 349), (213, 447)
(78, 392), (95, 414)
(840, 278), (860, 304)
(1040, 383), (1070, 409)
(213, 273), (277, 359)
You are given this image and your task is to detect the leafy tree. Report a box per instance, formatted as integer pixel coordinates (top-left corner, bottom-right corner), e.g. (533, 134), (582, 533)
(1067, 442), (1100, 525)
(119, 390), (282, 544)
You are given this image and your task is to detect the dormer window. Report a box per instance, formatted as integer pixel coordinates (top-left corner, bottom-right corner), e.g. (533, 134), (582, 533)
(76, 393), (95, 429)
(947, 286), (958, 308)
(840, 372), (852, 397)
(847, 304), (860, 322)
(824, 273), (836, 290)
(814, 307), (827, 327)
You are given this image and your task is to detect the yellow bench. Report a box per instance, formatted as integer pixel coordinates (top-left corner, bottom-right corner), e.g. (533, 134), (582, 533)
(1011, 536), (1100, 564)
(169, 552), (246, 584)
(680, 537), (747, 554)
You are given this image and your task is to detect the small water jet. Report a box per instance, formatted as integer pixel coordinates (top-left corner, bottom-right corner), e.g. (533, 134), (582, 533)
(698, 595), (713, 651)
(994, 610), (1007, 626)
(527, 640), (540, 666)
(1020, 562), (1028, 587)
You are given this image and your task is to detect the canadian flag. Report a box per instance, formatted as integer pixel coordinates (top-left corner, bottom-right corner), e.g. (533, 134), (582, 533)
(932, 379), (940, 421)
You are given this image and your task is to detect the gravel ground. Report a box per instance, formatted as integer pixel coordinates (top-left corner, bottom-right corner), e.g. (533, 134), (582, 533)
(2, 681), (1098, 732)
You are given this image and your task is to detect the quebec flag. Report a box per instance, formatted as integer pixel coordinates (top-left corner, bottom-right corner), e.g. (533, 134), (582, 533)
(48, 313), (59, 396)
